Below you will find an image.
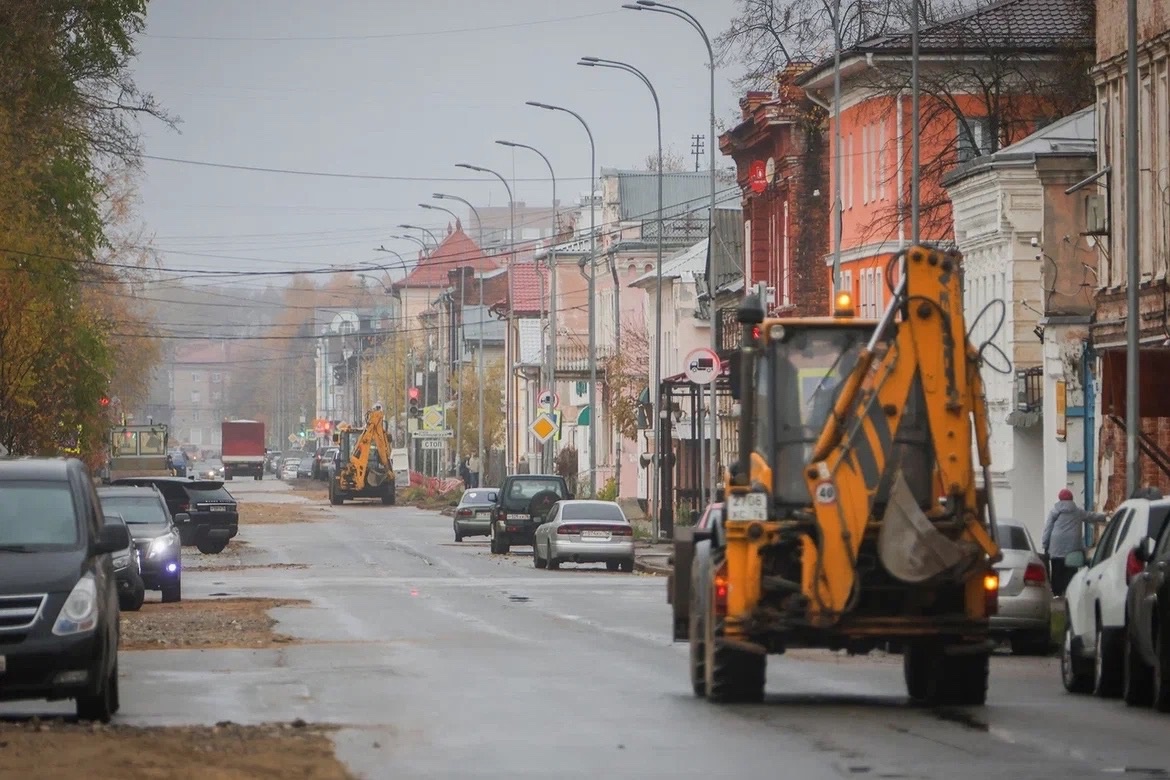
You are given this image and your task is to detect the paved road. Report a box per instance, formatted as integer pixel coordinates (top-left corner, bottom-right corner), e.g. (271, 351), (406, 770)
(6, 478), (1170, 778)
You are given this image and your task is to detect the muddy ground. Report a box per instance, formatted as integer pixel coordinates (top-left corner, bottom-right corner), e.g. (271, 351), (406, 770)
(119, 598), (307, 650)
(0, 721), (355, 780)
(240, 501), (328, 525)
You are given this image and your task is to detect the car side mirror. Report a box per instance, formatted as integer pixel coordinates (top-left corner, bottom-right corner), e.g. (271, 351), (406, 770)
(94, 523), (131, 555)
(487, 492), (498, 503)
(175, 512), (191, 524)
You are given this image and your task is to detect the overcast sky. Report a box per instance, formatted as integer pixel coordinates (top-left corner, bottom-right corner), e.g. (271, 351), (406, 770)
(132, 0), (741, 286)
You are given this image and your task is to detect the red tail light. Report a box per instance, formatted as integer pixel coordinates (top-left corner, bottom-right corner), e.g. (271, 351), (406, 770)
(1126, 549), (1143, 584)
(610, 526), (633, 536)
(1023, 563), (1048, 586)
(456, 508), (472, 518)
(713, 561), (729, 617)
(557, 525), (580, 535)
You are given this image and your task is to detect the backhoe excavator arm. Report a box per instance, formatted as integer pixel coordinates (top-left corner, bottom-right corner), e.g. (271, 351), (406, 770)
(345, 407), (392, 490)
(800, 246), (999, 627)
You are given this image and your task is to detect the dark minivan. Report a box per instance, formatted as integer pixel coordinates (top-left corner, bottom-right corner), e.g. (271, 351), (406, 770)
(109, 477), (238, 554)
(0, 458), (127, 722)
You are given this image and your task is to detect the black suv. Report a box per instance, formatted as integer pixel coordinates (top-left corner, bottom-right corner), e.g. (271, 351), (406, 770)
(0, 458), (128, 722)
(490, 474), (571, 554)
(98, 485), (183, 603)
(109, 477), (237, 554)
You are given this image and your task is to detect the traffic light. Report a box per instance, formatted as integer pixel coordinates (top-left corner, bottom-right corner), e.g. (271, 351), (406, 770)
(408, 387), (421, 418)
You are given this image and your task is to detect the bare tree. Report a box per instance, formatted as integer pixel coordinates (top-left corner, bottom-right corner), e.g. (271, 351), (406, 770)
(642, 145), (688, 172)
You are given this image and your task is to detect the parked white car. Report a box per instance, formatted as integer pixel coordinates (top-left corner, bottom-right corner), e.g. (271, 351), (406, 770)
(1062, 492), (1170, 696)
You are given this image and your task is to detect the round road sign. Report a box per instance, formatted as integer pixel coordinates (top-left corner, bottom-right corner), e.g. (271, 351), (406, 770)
(538, 389), (560, 409)
(684, 348), (721, 385)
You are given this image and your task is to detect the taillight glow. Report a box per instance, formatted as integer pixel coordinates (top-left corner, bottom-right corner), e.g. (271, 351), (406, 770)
(1023, 563), (1047, 586)
(1126, 549), (1143, 584)
(456, 508), (472, 518)
(983, 572), (999, 616)
(714, 563), (729, 617)
(557, 525), (580, 535)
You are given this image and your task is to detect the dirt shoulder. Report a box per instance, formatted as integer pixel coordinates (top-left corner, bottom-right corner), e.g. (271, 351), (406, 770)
(0, 721), (355, 780)
(120, 598), (307, 651)
(240, 502), (329, 525)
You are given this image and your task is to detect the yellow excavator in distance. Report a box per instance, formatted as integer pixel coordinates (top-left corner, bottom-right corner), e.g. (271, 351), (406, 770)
(329, 404), (396, 506)
(670, 244), (1002, 706)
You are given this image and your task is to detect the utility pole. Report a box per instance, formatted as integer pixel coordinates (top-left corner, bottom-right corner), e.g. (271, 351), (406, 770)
(690, 134), (704, 172)
(1124, 0), (1140, 495)
(455, 273), (466, 475)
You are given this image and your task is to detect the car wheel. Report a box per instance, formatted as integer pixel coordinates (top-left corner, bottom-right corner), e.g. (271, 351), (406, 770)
(498, 534), (511, 554)
(161, 579), (182, 604)
(454, 526), (463, 543)
(1123, 630), (1154, 707)
(607, 561), (620, 572)
(196, 537), (228, 554)
(1061, 622), (1093, 694)
(76, 663), (116, 723)
(533, 542), (546, 569)
(121, 583), (145, 612)
(1154, 618), (1170, 712)
(620, 558), (635, 573)
(1010, 631), (1051, 656)
(547, 543), (560, 570)
(489, 526), (499, 554)
(1093, 625), (1124, 698)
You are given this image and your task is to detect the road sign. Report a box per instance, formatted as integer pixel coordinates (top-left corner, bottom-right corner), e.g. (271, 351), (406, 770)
(420, 438), (445, 451)
(538, 389), (560, 409)
(530, 413), (557, 443)
(287, 433), (298, 444)
(749, 160), (767, 193)
(412, 429), (453, 439)
(422, 405), (444, 431)
(684, 347), (721, 385)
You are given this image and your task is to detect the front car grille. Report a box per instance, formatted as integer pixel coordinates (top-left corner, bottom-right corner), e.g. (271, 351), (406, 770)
(0, 593), (47, 632)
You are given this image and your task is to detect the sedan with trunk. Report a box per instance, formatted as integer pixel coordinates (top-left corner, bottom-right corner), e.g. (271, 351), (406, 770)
(990, 519), (1053, 655)
(453, 488), (498, 541)
(533, 500), (634, 572)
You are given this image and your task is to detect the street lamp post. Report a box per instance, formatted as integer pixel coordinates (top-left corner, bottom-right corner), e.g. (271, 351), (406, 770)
(399, 224), (440, 249)
(526, 100), (597, 497)
(497, 139), (558, 474)
(431, 194), (488, 482)
(419, 202), (462, 232)
(624, 0), (718, 506)
(391, 233), (430, 258)
(433, 193), (486, 247)
(578, 56), (664, 537)
(456, 162), (517, 475)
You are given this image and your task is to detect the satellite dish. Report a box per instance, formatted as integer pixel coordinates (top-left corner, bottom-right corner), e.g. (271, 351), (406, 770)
(330, 311), (359, 334)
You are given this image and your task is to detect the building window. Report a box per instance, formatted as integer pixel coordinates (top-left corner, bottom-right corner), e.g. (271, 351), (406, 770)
(191, 390), (200, 404)
(211, 391), (222, 403)
(957, 117), (994, 163)
(191, 372), (201, 382)
(211, 372), (222, 384)
(192, 410), (200, 422)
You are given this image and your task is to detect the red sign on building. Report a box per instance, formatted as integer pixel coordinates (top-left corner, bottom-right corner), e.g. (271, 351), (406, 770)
(748, 160), (767, 193)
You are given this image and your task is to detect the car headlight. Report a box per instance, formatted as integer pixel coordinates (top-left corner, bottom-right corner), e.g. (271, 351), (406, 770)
(113, 553), (131, 570)
(53, 574), (99, 636)
(148, 531), (179, 559)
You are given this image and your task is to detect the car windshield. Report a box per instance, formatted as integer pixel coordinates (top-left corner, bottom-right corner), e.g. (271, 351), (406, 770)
(100, 495), (169, 524)
(0, 482), (80, 548)
(994, 524), (1032, 551)
(561, 503), (625, 522)
(506, 479), (568, 502)
(186, 485), (233, 502)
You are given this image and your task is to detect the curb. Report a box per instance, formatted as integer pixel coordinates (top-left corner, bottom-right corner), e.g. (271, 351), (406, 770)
(634, 559), (673, 576)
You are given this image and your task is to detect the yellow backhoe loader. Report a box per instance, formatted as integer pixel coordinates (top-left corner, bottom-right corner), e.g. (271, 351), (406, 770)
(670, 245), (1002, 705)
(330, 404), (396, 506)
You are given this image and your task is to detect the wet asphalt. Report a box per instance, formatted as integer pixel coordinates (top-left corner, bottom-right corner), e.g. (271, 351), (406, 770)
(4, 478), (1170, 779)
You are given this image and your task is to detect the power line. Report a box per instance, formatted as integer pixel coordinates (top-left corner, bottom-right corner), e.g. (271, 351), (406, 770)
(144, 11), (618, 42)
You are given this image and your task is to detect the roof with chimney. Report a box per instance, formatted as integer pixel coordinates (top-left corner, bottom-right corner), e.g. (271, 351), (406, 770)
(393, 222), (499, 289)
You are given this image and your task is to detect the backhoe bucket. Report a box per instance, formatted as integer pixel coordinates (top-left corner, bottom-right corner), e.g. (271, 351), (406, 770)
(877, 472), (978, 583)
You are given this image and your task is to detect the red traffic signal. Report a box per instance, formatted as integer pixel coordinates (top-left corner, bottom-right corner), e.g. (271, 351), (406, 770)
(408, 387), (420, 401)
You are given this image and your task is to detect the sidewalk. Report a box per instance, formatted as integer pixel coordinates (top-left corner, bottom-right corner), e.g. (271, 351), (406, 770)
(634, 541), (673, 575)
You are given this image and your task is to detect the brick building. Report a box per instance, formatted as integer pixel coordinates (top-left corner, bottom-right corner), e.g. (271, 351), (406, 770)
(719, 63), (830, 317)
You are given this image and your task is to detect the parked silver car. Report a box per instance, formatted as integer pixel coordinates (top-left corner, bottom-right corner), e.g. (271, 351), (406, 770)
(992, 519), (1053, 655)
(533, 500), (634, 572)
(454, 488), (498, 541)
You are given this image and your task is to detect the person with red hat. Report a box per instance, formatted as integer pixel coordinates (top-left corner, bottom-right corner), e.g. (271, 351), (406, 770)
(1042, 487), (1105, 596)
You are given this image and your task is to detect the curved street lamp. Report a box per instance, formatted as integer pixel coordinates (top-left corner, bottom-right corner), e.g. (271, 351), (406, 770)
(623, 0), (718, 516)
(578, 55), (665, 538)
(399, 223), (440, 248)
(433, 193), (486, 248)
(525, 100), (597, 497)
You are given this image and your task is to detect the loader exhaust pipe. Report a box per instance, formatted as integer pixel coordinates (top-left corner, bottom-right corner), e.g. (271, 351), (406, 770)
(735, 293), (766, 487)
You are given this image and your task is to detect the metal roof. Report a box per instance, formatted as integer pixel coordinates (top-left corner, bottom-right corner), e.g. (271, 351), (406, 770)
(944, 105), (1096, 186)
(601, 168), (735, 223)
(629, 238), (709, 288)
